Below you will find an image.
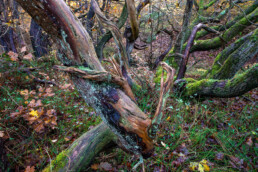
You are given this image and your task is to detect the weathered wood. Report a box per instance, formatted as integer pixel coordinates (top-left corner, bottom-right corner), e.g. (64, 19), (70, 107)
(16, 1), (158, 171)
(43, 123), (116, 172)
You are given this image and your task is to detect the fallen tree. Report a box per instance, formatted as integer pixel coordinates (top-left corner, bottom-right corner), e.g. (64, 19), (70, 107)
(16, 0), (174, 171)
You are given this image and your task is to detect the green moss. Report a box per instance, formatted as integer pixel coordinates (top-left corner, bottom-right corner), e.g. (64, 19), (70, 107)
(185, 79), (215, 96)
(43, 150), (69, 172)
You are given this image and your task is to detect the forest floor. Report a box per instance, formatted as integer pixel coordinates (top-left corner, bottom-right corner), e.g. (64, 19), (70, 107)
(0, 29), (257, 172)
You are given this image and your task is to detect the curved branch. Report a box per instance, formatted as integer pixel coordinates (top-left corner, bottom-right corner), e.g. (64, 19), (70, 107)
(183, 64), (258, 98)
(189, 8), (258, 52)
(177, 23), (219, 79)
(95, 3), (128, 60)
(196, 0), (258, 39)
(126, 0), (139, 41)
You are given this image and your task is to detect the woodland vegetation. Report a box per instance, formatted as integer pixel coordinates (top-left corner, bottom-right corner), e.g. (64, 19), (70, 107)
(0, 0), (257, 171)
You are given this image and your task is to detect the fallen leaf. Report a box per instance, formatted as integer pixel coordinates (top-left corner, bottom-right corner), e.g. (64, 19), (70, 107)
(25, 166), (35, 172)
(35, 99), (43, 107)
(20, 89), (29, 96)
(198, 163), (204, 172)
(23, 53), (33, 60)
(99, 162), (112, 171)
(200, 159), (210, 171)
(21, 46), (27, 53)
(91, 163), (99, 170)
(189, 162), (198, 171)
(245, 137), (253, 146)
(8, 51), (18, 61)
(29, 110), (39, 118)
(28, 99), (36, 107)
(34, 123), (44, 133)
(0, 131), (4, 137)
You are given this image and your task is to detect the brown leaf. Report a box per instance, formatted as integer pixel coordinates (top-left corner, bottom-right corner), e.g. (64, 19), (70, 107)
(33, 123), (44, 133)
(99, 162), (113, 171)
(91, 163), (99, 170)
(0, 131), (4, 138)
(35, 99), (43, 107)
(245, 137), (253, 146)
(51, 116), (57, 126)
(38, 86), (44, 93)
(8, 51), (18, 61)
(23, 53), (33, 60)
(25, 166), (35, 172)
(46, 109), (56, 117)
(28, 99), (36, 108)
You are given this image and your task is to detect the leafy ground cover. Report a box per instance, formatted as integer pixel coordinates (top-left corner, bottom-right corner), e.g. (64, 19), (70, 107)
(0, 39), (257, 171)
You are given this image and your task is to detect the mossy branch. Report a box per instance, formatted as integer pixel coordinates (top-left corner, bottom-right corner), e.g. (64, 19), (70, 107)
(183, 64), (258, 98)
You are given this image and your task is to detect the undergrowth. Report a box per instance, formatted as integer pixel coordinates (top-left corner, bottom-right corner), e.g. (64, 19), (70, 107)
(0, 51), (257, 171)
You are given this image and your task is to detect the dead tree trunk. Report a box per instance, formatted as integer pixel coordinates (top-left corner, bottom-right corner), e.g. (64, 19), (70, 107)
(16, 0), (174, 171)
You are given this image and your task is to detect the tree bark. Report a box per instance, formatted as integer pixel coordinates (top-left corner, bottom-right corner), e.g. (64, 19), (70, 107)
(183, 64), (258, 98)
(95, 3), (128, 60)
(16, 1), (157, 171)
(43, 123), (116, 172)
(211, 29), (258, 79)
(30, 19), (49, 57)
(189, 8), (258, 52)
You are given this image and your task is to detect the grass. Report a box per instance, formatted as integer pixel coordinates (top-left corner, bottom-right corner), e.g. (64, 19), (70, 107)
(0, 53), (101, 171)
(0, 52), (257, 171)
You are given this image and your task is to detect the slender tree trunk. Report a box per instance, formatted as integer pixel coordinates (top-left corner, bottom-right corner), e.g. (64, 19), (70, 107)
(30, 19), (49, 57)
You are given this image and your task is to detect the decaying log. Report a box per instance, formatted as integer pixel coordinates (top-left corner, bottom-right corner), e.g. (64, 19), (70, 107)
(16, 1), (176, 171)
(43, 123), (116, 172)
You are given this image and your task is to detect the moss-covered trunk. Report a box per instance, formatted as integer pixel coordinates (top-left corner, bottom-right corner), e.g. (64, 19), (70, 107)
(183, 64), (258, 97)
(189, 8), (258, 52)
(43, 123), (116, 172)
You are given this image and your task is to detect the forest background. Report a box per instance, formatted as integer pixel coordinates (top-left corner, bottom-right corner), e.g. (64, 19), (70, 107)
(0, 0), (257, 171)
